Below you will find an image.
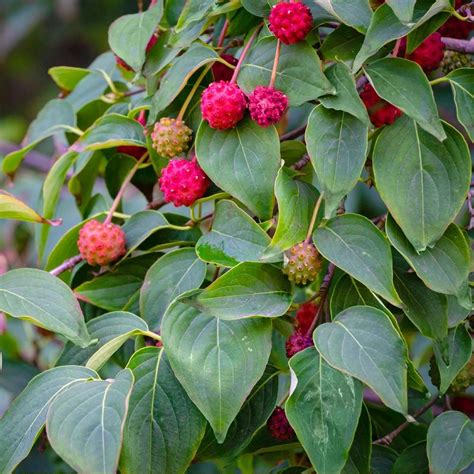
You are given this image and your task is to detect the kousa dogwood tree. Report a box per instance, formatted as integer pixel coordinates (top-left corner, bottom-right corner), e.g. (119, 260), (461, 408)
(0, 0), (473, 473)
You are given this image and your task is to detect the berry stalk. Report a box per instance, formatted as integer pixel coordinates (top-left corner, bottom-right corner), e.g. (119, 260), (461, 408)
(305, 192), (324, 243)
(230, 25), (262, 84)
(269, 39), (281, 89)
(217, 19), (229, 48)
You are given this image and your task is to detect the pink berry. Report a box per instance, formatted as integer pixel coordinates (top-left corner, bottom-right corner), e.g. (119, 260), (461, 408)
(212, 54), (238, 82)
(159, 157), (210, 207)
(286, 329), (313, 358)
(78, 220), (126, 266)
(360, 83), (402, 128)
(248, 86), (288, 127)
(268, 1), (313, 45)
(201, 81), (247, 130)
(267, 407), (295, 441)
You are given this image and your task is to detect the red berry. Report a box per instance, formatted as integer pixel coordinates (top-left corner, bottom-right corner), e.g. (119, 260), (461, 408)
(286, 329), (313, 358)
(269, 1), (313, 45)
(439, 0), (473, 39)
(248, 86), (288, 127)
(159, 157), (210, 207)
(116, 32), (159, 71)
(360, 83), (402, 128)
(401, 33), (445, 71)
(117, 115), (148, 159)
(212, 54), (238, 82)
(78, 220), (126, 266)
(295, 302), (318, 334)
(201, 81), (247, 130)
(267, 407), (295, 441)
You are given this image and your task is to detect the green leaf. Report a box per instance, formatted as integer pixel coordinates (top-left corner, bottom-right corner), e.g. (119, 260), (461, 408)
(58, 312), (149, 366)
(319, 63), (370, 124)
(314, 0), (372, 32)
(433, 325), (472, 394)
(313, 214), (401, 306)
(447, 295), (470, 327)
(238, 37), (335, 106)
(196, 200), (272, 267)
(0, 190), (53, 225)
(189, 262), (292, 319)
(197, 366), (279, 460)
(108, 2), (163, 72)
(161, 299), (272, 442)
(386, 0), (417, 24)
(320, 25), (365, 64)
(140, 248), (206, 329)
(352, 0), (450, 72)
(2, 99), (77, 176)
(196, 118), (280, 220)
(306, 106), (368, 217)
(365, 58), (445, 140)
(314, 306), (408, 414)
(265, 168), (319, 255)
(447, 68), (474, 141)
(427, 411), (474, 474)
(150, 43), (218, 120)
(392, 441), (428, 474)
(121, 347), (206, 474)
(386, 216), (471, 307)
(374, 118), (471, 251)
(46, 369), (134, 474)
(0, 366), (96, 474)
(240, 0), (271, 16)
(0, 269), (91, 347)
(370, 445), (398, 473)
(48, 66), (90, 91)
(286, 347), (363, 474)
(74, 114), (147, 152)
(176, 0), (214, 32)
(394, 271), (448, 340)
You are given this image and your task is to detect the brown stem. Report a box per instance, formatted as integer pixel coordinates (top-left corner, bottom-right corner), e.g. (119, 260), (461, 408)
(217, 19), (229, 48)
(49, 255), (83, 277)
(269, 40), (281, 89)
(230, 25), (262, 84)
(122, 88), (146, 98)
(147, 198), (166, 210)
(280, 124), (307, 141)
(441, 37), (474, 54)
(373, 396), (440, 446)
(293, 154), (311, 171)
(104, 153), (148, 225)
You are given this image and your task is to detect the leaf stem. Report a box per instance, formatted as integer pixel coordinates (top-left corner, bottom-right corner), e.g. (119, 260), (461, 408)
(230, 25), (262, 84)
(217, 19), (229, 48)
(305, 192), (324, 243)
(104, 153), (148, 225)
(429, 76), (449, 86)
(269, 39), (281, 89)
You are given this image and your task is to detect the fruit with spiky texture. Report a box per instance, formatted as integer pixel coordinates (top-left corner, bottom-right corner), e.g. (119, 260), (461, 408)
(248, 86), (288, 127)
(295, 302), (318, 334)
(442, 50), (473, 73)
(212, 54), (238, 82)
(283, 242), (321, 285)
(159, 157), (209, 207)
(268, 1), (313, 45)
(116, 32), (159, 71)
(429, 355), (474, 394)
(78, 220), (126, 266)
(201, 81), (247, 130)
(403, 33), (445, 71)
(360, 83), (402, 128)
(267, 407), (295, 441)
(151, 118), (192, 159)
(286, 330), (313, 358)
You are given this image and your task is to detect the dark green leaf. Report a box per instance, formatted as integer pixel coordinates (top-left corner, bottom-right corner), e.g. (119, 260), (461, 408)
(315, 0), (372, 32)
(386, 0), (417, 24)
(176, 0), (214, 32)
(447, 68), (474, 141)
(370, 445), (398, 474)
(392, 441), (428, 474)
(320, 25), (365, 64)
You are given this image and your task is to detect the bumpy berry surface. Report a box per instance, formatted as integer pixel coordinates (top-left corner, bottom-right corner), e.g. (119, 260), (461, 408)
(286, 329), (313, 358)
(118, 114), (147, 158)
(248, 86), (288, 127)
(268, 1), (313, 45)
(267, 407), (295, 441)
(430, 355), (474, 394)
(78, 220), (126, 266)
(442, 50), (473, 74)
(116, 32), (158, 71)
(439, 0), (474, 39)
(212, 54), (238, 82)
(283, 242), (321, 285)
(159, 157), (209, 207)
(296, 302), (318, 334)
(360, 83), (402, 128)
(151, 118), (192, 159)
(201, 81), (247, 130)
(400, 33), (444, 71)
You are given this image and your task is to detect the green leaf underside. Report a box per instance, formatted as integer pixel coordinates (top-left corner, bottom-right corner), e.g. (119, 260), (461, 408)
(314, 306), (408, 414)
(447, 68), (474, 141)
(286, 347), (363, 474)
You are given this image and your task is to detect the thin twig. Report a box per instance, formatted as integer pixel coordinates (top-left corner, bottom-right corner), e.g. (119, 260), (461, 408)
(292, 154), (311, 171)
(269, 40), (281, 89)
(230, 25), (262, 84)
(441, 37), (474, 54)
(373, 396), (440, 446)
(49, 255), (83, 277)
(217, 19), (229, 48)
(280, 125), (306, 141)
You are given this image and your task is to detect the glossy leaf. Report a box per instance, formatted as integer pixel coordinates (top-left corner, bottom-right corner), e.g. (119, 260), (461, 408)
(313, 214), (401, 306)
(48, 66), (90, 91)
(392, 441), (428, 474)
(314, 0), (372, 32)
(314, 306), (408, 414)
(121, 347), (206, 474)
(190, 262), (292, 319)
(0, 269), (91, 347)
(320, 25), (365, 63)
(374, 118), (471, 251)
(46, 369), (134, 474)
(286, 347), (363, 474)
(196, 118), (280, 220)
(161, 299), (272, 442)
(427, 411), (474, 474)
(447, 68), (474, 141)
(0, 366), (96, 474)
(140, 248), (206, 329)
(306, 106), (368, 217)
